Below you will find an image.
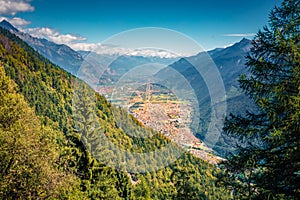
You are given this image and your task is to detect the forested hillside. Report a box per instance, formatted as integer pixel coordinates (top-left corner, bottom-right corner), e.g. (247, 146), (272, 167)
(0, 27), (231, 199)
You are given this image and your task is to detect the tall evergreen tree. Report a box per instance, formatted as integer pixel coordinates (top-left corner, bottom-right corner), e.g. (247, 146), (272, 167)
(218, 0), (300, 199)
(0, 65), (76, 199)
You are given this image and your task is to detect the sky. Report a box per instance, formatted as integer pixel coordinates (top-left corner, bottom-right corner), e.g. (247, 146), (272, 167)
(0, 0), (283, 52)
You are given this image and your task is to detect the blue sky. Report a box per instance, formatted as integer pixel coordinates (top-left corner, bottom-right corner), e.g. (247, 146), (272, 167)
(0, 0), (282, 51)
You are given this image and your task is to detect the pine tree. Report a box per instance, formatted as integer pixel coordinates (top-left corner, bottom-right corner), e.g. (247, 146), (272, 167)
(0, 65), (75, 199)
(218, 0), (300, 199)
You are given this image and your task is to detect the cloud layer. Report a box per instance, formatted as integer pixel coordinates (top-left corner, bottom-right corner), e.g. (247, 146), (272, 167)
(0, 17), (31, 27)
(0, 0), (34, 16)
(24, 27), (87, 45)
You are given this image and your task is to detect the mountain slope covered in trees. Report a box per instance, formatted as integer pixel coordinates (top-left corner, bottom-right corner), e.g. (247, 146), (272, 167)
(0, 27), (231, 199)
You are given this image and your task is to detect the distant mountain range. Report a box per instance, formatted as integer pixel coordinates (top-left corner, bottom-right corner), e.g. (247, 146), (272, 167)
(155, 38), (256, 155)
(0, 19), (255, 156)
(0, 20), (181, 76)
(97, 55), (178, 86)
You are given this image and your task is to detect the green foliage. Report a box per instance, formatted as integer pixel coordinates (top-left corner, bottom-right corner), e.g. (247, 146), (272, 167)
(0, 65), (78, 199)
(0, 26), (231, 199)
(218, 0), (300, 199)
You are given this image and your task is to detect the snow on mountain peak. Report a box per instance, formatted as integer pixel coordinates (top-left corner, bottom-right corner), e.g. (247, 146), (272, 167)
(70, 42), (188, 58)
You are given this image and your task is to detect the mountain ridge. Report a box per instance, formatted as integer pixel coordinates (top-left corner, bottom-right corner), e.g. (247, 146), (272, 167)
(0, 20), (84, 75)
(0, 25), (231, 199)
(0, 20), (186, 75)
(155, 37), (254, 156)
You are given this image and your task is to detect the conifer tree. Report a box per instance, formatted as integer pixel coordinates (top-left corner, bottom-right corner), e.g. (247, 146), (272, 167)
(219, 0), (300, 199)
(0, 65), (74, 199)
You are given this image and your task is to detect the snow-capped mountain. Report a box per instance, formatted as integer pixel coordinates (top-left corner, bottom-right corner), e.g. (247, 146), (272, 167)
(78, 44), (184, 58)
(0, 20), (183, 75)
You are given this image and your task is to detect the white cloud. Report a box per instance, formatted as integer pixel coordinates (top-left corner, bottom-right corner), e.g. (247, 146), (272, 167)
(69, 42), (100, 51)
(0, 0), (34, 16)
(24, 27), (87, 45)
(223, 33), (256, 37)
(49, 33), (86, 44)
(0, 17), (31, 27)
